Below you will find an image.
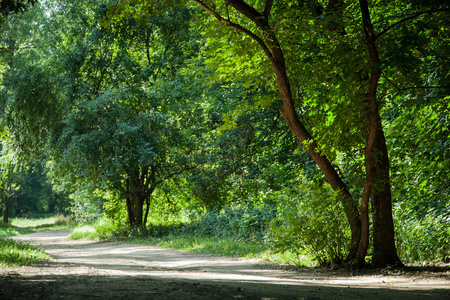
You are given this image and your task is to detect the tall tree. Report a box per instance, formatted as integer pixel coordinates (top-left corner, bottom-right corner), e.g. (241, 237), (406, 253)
(186, 0), (448, 266)
(190, 0), (363, 264)
(4, 0), (202, 227)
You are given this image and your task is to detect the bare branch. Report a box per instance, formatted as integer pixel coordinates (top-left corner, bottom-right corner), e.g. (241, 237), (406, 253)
(398, 85), (450, 91)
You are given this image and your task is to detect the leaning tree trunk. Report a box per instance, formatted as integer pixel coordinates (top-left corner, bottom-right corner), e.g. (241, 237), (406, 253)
(195, 0), (362, 261)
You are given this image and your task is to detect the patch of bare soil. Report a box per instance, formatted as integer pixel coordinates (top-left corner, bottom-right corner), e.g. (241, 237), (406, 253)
(1, 231), (449, 299)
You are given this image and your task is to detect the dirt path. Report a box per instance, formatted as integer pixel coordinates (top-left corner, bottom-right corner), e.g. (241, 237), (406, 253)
(1, 231), (449, 299)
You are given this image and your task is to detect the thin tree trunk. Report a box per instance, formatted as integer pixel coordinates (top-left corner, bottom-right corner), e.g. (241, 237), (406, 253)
(143, 197), (150, 227)
(2, 197), (10, 224)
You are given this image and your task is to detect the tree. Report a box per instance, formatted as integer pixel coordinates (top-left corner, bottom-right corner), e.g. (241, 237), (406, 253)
(4, 1), (202, 227)
(185, 0), (449, 266)
(189, 0), (379, 265)
(0, 141), (23, 223)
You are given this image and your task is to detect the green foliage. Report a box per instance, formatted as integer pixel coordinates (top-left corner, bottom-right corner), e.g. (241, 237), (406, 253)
(70, 216), (127, 240)
(0, 224), (31, 238)
(68, 189), (104, 224)
(185, 206), (276, 241)
(271, 177), (350, 266)
(0, 239), (50, 268)
(0, 0), (38, 26)
(395, 209), (450, 263)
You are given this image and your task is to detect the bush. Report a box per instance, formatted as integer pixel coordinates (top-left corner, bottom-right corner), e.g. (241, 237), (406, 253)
(395, 209), (450, 263)
(185, 205), (277, 240)
(54, 214), (78, 226)
(271, 180), (350, 266)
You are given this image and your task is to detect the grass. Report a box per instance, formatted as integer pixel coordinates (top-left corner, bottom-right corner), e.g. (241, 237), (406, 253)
(0, 214), (77, 268)
(0, 223), (33, 238)
(10, 214), (78, 231)
(70, 223), (317, 267)
(70, 225), (100, 240)
(0, 239), (51, 268)
(129, 234), (316, 266)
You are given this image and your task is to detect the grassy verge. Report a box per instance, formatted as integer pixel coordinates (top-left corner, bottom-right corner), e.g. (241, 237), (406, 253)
(10, 214), (78, 231)
(70, 223), (316, 267)
(0, 223), (33, 238)
(0, 214), (76, 268)
(0, 239), (51, 268)
(129, 234), (315, 266)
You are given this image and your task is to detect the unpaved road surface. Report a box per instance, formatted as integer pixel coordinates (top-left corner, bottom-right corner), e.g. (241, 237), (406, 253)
(1, 231), (449, 299)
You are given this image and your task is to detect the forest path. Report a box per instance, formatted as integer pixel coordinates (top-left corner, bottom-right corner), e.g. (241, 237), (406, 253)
(1, 230), (449, 299)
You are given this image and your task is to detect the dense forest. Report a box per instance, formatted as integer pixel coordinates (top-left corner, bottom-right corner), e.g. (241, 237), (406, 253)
(0, 0), (449, 268)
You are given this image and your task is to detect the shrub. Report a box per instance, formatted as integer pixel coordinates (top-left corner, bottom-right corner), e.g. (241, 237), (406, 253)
(395, 209), (450, 263)
(271, 179), (350, 266)
(54, 214), (78, 226)
(186, 205), (277, 240)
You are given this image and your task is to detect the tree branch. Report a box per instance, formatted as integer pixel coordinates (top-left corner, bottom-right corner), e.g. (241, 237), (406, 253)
(193, 0), (274, 60)
(263, 0), (274, 19)
(375, 8), (450, 40)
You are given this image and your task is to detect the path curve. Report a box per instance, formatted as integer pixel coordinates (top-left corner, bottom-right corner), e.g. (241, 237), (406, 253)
(1, 231), (449, 299)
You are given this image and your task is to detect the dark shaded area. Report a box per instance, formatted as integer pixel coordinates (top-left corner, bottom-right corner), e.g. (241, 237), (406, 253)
(1, 272), (449, 300)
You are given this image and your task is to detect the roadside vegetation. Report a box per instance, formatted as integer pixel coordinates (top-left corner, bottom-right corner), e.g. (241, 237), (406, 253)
(70, 205), (449, 267)
(0, 214), (77, 268)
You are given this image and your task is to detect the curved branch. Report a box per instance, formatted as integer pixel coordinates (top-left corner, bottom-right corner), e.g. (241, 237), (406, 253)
(375, 8), (450, 40)
(193, 0), (274, 60)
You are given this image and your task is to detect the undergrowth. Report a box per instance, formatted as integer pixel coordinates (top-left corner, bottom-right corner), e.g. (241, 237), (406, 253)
(0, 239), (50, 268)
(0, 215), (75, 268)
(70, 206), (317, 267)
(69, 201), (450, 267)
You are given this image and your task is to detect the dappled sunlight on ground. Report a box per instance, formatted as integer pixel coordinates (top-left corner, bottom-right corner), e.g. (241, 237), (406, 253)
(1, 231), (449, 299)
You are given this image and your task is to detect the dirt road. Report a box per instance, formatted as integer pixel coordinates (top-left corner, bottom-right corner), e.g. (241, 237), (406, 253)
(1, 231), (449, 299)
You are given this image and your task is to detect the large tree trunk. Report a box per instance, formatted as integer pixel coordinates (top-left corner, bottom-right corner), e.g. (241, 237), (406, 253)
(371, 128), (402, 266)
(358, 0), (402, 266)
(133, 195), (144, 227)
(126, 195), (144, 227)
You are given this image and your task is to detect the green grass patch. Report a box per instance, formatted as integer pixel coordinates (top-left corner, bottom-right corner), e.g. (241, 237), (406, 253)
(0, 239), (50, 268)
(0, 223), (33, 238)
(0, 215), (76, 269)
(70, 225), (99, 240)
(10, 214), (78, 232)
(127, 234), (316, 266)
(129, 235), (268, 257)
